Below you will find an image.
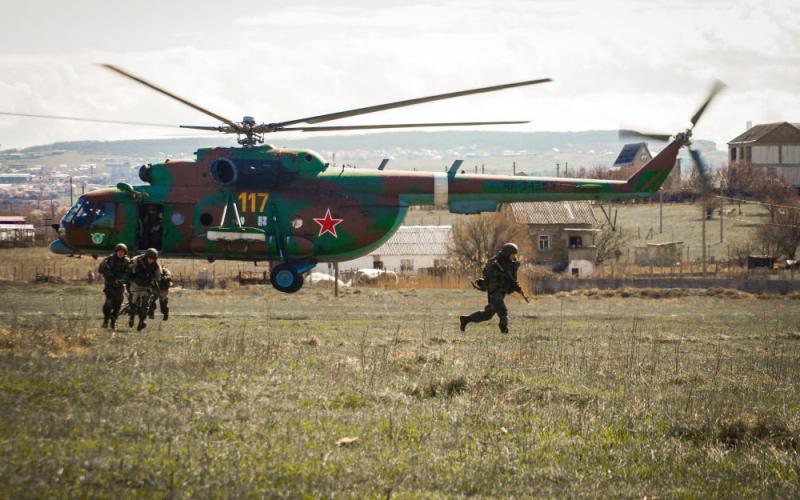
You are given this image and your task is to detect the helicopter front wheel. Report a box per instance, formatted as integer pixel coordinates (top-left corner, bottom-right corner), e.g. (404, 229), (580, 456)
(270, 263), (304, 293)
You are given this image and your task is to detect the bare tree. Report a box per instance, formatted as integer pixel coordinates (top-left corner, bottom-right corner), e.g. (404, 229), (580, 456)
(755, 205), (800, 260)
(718, 162), (761, 198)
(589, 165), (621, 180)
(754, 174), (797, 222)
(594, 224), (630, 265)
(448, 209), (532, 275)
(719, 163), (797, 221)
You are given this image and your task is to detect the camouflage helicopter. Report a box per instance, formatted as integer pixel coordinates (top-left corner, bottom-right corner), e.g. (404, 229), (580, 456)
(4, 66), (722, 293)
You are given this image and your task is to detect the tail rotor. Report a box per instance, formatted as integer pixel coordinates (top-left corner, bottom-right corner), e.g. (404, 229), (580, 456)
(619, 79), (726, 194)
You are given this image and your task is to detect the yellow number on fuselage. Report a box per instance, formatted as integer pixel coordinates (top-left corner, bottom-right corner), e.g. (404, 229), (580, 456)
(237, 192), (270, 213)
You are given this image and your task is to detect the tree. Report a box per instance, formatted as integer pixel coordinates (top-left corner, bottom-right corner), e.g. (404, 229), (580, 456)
(448, 209), (532, 275)
(755, 205), (800, 260)
(718, 163), (797, 221)
(754, 174), (797, 222)
(589, 165), (620, 180)
(718, 162), (761, 198)
(593, 224), (630, 265)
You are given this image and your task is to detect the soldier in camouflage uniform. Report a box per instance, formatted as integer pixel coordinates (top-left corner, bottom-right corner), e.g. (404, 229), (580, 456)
(98, 243), (130, 330)
(128, 248), (162, 331)
(148, 266), (172, 321)
(460, 243), (522, 334)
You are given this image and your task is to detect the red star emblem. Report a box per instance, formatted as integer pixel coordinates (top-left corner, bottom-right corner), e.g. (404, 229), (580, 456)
(313, 208), (344, 238)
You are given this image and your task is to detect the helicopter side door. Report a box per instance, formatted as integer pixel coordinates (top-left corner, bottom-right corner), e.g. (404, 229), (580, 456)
(137, 203), (164, 251)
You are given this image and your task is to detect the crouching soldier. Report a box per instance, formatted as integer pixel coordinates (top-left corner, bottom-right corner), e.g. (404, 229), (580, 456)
(460, 243), (522, 334)
(98, 243), (130, 330)
(148, 266), (172, 321)
(128, 248), (162, 331)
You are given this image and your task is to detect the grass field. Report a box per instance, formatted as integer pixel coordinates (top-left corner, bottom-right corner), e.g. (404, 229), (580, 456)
(1, 283), (799, 497)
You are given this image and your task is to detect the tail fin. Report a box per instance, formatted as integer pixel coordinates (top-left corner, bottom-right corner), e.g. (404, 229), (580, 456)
(626, 140), (681, 194)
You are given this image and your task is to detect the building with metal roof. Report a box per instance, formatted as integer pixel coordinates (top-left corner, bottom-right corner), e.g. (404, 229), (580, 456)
(505, 201), (598, 277)
(728, 122), (800, 187)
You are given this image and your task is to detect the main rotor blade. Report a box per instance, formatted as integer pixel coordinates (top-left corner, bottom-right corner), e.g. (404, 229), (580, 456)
(0, 110), (178, 128)
(100, 64), (240, 130)
(690, 79), (726, 128)
(270, 78), (552, 128)
(618, 129), (672, 142)
(277, 120), (530, 132)
(688, 147), (710, 192)
(179, 125), (228, 132)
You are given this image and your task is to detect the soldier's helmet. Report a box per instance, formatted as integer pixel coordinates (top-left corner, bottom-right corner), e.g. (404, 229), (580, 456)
(499, 243), (519, 257)
(144, 248), (159, 260)
(114, 243), (128, 255)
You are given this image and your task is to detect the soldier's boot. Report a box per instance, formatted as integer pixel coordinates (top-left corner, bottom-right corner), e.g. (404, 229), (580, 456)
(162, 300), (169, 321)
(128, 313), (135, 328)
(102, 304), (111, 328)
(459, 316), (469, 332)
(499, 316), (509, 334)
(110, 317), (116, 331)
(137, 319), (147, 331)
(148, 301), (155, 319)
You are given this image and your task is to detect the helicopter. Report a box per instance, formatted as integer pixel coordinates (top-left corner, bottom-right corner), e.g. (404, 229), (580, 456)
(2, 66), (722, 293)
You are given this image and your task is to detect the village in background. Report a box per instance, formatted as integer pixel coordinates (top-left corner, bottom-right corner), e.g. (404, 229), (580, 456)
(1, 123), (799, 294)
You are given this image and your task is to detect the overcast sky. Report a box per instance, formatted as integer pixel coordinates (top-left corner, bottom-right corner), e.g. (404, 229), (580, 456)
(0, 0), (797, 149)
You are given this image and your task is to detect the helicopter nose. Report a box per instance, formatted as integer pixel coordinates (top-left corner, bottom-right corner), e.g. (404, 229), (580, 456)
(49, 239), (73, 255)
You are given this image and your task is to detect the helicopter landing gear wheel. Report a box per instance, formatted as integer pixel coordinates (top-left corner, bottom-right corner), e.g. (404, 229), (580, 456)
(270, 263), (304, 293)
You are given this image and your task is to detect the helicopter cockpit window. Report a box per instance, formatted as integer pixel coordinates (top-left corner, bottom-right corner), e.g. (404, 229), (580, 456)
(67, 197), (94, 228)
(90, 203), (116, 230)
(62, 199), (82, 224)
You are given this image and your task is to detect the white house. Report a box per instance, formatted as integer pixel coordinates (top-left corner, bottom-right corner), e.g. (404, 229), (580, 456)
(314, 225), (452, 275)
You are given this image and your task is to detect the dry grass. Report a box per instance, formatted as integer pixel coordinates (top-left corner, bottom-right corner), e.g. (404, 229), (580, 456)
(1, 284), (799, 497)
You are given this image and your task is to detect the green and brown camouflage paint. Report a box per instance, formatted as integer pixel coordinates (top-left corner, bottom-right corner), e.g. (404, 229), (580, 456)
(52, 139), (680, 264)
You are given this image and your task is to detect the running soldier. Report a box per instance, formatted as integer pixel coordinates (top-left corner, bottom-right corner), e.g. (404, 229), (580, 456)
(128, 248), (162, 331)
(98, 243), (130, 330)
(460, 243), (522, 334)
(148, 266), (172, 321)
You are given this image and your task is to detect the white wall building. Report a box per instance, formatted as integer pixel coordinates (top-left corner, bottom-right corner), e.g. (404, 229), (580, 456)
(314, 225), (452, 275)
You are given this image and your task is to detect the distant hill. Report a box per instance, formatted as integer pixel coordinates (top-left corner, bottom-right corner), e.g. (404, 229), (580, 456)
(5, 130), (719, 158)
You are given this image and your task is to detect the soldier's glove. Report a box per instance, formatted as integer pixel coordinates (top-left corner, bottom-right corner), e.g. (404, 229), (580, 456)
(512, 282), (523, 293)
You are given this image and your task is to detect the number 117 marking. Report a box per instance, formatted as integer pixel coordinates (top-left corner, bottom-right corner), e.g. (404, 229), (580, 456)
(237, 192), (269, 213)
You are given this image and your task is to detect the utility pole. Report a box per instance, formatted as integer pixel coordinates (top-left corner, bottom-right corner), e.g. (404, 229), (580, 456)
(512, 161), (516, 176)
(659, 189), (663, 234)
(69, 176), (73, 206)
(334, 262), (339, 298)
(556, 163), (560, 177)
(481, 164), (485, 174)
(564, 161), (568, 177)
(701, 199), (707, 277)
(720, 199), (724, 242)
